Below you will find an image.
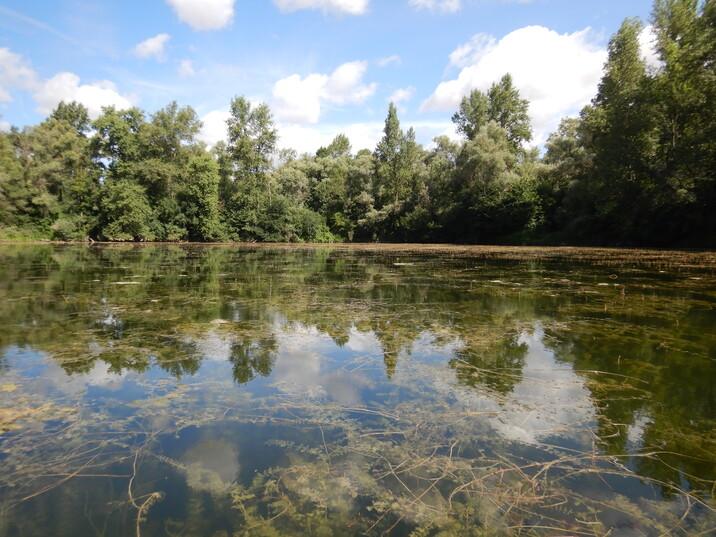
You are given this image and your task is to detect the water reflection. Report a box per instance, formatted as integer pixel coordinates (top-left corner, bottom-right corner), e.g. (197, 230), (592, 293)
(486, 326), (596, 445)
(0, 244), (715, 535)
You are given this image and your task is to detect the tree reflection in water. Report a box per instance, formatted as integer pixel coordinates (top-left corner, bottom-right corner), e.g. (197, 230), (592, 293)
(0, 244), (715, 536)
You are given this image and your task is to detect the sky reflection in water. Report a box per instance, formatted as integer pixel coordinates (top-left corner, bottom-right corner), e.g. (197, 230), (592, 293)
(0, 244), (715, 536)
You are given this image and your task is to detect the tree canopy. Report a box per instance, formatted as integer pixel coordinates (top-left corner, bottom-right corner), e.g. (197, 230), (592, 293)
(1, 0), (714, 247)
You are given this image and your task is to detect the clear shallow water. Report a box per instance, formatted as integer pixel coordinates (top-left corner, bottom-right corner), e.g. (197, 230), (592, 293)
(0, 244), (714, 536)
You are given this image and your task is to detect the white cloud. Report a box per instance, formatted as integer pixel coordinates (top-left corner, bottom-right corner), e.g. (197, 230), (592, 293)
(277, 119), (455, 154)
(489, 327), (595, 445)
(422, 26), (607, 145)
(274, 0), (369, 15)
(199, 109), (230, 146)
(0, 119), (10, 131)
(448, 34), (497, 68)
(272, 60), (377, 124)
(178, 59), (196, 77)
(409, 0), (461, 13)
(344, 328), (382, 354)
(277, 121), (381, 154)
(0, 47), (133, 120)
(34, 72), (133, 118)
(273, 74), (325, 124)
(0, 47), (38, 102)
(389, 86), (415, 104)
(166, 0), (235, 30)
(638, 25), (661, 70)
(133, 33), (171, 61)
(377, 54), (401, 67)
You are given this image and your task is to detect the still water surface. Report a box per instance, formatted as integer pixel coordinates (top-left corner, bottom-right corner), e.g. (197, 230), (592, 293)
(0, 244), (715, 536)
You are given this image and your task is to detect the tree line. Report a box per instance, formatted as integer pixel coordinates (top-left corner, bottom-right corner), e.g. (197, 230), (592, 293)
(0, 0), (714, 246)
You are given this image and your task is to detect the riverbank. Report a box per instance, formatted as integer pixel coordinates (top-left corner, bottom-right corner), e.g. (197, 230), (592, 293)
(2, 240), (716, 269)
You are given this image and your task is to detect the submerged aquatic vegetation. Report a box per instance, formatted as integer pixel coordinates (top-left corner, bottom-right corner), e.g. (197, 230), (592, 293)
(0, 244), (714, 536)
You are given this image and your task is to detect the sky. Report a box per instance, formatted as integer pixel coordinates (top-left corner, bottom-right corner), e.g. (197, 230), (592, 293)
(0, 0), (657, 154)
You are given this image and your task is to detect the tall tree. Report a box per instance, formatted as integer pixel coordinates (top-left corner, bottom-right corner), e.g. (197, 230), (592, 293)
(226, 97), (277, 183)
(180, 153), (224, 241)
(448, 121), (523, 242)
(651, 0), (716, 241)
(374, 103), (404, 208)
(452, 74), (532, 149)
(585, 18), (658, 241)
(223, 97), (278, 239)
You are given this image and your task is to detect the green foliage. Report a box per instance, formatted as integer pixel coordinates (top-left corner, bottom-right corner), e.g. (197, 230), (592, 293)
(51, 214), (93, 241)
(2, 244), (715, 535)
(452, 74), (532, 149)
(181, 153), (225, 241)
(544, 2), (716, 246)
(1, 2), (715, 247)
(316, 133), (351, 159)
(227, 96), (277, 181)
(99, 180), (155, 241)
(49, 101), (90, 134)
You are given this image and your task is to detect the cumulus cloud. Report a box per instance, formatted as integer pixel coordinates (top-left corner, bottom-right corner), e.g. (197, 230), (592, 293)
(272, 61), (377, 124)
(422, 26), (607, 145)
(178, 59), (196, 77)
(166, 0), (235, 30)
(277, 121), (381, 153)
(389, 86), (415, 104)
(409, 0), (461, 13)
(448, 34), (497, 68)
(133, 33), (171, 61)
(0, 47), (132, 120)
(274, 0), (369, 15)
(34, 72), (133, 118)
(277, 119), (455, 154)
(198, 109), (230, 146)
(0, 47), (38, 102)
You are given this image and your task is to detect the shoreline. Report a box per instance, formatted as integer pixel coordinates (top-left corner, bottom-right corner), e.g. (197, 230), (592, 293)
(2, 240), (715, 267)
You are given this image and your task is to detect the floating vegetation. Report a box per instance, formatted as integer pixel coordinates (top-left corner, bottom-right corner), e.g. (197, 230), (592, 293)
(0, 244), (714, 536)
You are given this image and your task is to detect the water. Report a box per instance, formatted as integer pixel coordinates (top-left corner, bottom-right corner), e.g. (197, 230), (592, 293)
(0, 244), (714, 536)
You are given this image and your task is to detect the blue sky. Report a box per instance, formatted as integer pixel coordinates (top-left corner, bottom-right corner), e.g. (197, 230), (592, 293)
(0, 0), (656, 153)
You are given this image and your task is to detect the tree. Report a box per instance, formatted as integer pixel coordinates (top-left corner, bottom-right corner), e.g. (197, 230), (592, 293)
(99, 180), (154, 241)
(92, 107), (145, 168)
(650, 0), (716, 242)
(316, 134), (351, 159)
(222, 97), (279, 240)
(447, 122), (524, 242)
(181, 153), (224, 241)
(371, 105), (428, 240)
(344, 149), (376, 241)
(452, 90), (489, 141)
(226, 97), (277, 183)
(585, 18), (659, 241)
(2, 10), (715, 250)
(143, 101), (201, 161)
(0, 129), (27, 228)
(452, 74), (532, 149)
(50, 101), (90, 135)
(421, 136), (460, 241)
(541, 117), (594, 234)
(374, 103), (404, 208)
